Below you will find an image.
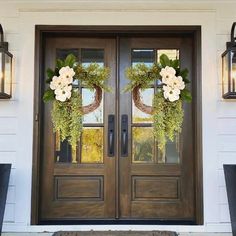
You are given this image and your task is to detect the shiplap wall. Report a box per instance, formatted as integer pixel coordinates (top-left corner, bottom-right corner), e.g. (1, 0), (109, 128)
(0, 0), (235, 233)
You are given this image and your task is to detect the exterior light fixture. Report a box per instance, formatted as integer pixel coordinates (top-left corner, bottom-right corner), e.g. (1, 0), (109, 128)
(0, 24), (13, 99)
(222, 22), (236, 99)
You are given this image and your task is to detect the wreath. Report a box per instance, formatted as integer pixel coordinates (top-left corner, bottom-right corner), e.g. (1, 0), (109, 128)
(43, 54), (110, 152)
(125, 54), (192, 152)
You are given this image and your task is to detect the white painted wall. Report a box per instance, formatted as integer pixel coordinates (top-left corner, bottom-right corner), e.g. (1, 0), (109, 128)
(0, 0), (235, 234)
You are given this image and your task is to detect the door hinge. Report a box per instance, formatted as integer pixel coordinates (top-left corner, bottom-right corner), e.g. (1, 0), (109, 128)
(35, 113), (39, 122)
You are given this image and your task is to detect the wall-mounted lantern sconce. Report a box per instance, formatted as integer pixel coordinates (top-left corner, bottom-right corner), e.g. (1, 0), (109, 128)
(222, 22), (236, 99)
(0, 24), (13, 99)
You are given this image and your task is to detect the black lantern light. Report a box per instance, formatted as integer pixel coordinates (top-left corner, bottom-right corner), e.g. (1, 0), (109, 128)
(222, 22), (236, 99)
(0, 24), (13, 99)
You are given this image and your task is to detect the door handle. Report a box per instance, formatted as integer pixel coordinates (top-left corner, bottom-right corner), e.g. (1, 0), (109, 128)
(108, 115), (115, 157)
(121, 114), (128, 157)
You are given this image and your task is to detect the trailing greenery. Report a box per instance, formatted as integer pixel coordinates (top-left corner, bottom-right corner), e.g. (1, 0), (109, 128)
(153, 92), (184, 152)
(43, 54), (110, 151)
(51, 90), (83, 151)
(125, 54), (191, 152)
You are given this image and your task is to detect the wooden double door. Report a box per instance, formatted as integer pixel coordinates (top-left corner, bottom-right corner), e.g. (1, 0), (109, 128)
(39, 34), (197, 223)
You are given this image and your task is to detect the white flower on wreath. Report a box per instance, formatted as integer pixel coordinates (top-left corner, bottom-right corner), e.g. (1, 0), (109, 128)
(171, 76), (185, 90)
(160, 66), (176, 85)
(59, 66), (75, 79)
(55, 85), (72, 102)
(50, 76), (68, 90)
(163, 85), (180, 102)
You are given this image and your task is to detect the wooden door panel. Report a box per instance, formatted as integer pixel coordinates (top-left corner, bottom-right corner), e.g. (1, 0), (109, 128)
(119, 37), (195, 220)
(132, 177), (180, 200)
(40, 37), (116, 220)
(55, 176), (104, 200)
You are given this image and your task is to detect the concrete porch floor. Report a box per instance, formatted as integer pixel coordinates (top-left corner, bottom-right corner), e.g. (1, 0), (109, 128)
(1, 233), (233, 236)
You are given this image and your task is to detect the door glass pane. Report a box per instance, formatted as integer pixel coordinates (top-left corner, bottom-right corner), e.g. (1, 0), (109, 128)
(82, 88), (103, 124)
(132, 49), (154, 67)
(81, 49), (104, 67)
(132, 88), (153, 123)
(157, 49), (179, 61)
(81, 127), (103, 163)
(56, 48), (79, 60)
(132, 127), (154, 163)
(157, 137), (180, 164)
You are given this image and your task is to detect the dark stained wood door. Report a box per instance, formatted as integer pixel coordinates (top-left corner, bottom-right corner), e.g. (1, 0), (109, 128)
(40, 37), (117, 220)
(39, 35), (196, 222)
(119, 37), (195, 220)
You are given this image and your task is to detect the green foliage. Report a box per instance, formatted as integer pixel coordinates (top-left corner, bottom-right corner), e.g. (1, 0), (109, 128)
(124, 54), (192, 102)
(160, 54), (170, 67)
(181, 88), (192, 102)
(51, 90), (83, 151)
(43, 53), (111, 151)
(124, 63), (159, 91)
(124, 54), (190, 152)
(153, 92), (184, 152)
(76, 63), (111, 91)
(43, 89), (54, 102)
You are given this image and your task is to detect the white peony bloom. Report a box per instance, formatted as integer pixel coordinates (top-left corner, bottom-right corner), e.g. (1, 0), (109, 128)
(163, 85), (180, 102)
(59, 66), (75, 80)
(62, 75), (73, 84)
(54, 85), (72, 102)
(50, 76), (68, 91)
(172, 76), (185, 90)
(50, 76), (60, 90)
(160, 66), (176, 85)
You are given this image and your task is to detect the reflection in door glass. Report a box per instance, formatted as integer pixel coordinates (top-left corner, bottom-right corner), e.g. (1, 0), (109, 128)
(132, 127), (154, 163)
(81, 127), (103, 163)
(132, 88), (153, 123)
(158, 138), (180, 164)
(132, 49), (154, 67)
(81, 49), (104, 67)
(82, 88), (103, 124)
(157, 49), (179, 62)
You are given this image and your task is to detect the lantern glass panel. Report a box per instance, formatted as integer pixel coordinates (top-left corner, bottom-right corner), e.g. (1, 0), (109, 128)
(4, 53), (12, 97)
(231, 51), (236, 93)
(222, 51), (230, 95)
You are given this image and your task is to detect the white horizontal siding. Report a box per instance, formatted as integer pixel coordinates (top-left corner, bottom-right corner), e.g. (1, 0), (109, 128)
(3, 204), (15, 223)
(0, 15), (19, 227)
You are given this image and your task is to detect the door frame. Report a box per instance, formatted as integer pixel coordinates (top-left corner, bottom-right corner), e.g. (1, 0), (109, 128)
(32, 25), (202, 225)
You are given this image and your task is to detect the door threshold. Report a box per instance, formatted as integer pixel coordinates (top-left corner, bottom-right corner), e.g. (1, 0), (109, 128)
(39, 219), (196, 225)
